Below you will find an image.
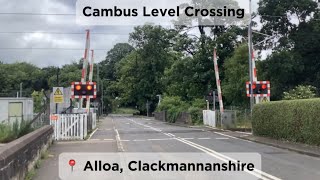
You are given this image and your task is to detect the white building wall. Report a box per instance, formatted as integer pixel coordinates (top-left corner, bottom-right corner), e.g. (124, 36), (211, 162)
(0, 98), (34, 124)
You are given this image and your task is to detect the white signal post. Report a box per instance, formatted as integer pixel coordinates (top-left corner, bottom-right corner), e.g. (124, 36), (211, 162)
(252, 31), (275, 104)
(79, 30), (90, 109)
(248, 0), (254, 115)
(86, 50), (95, 111)
(213, 48), (224, 128)
(251, 49), (260, 104)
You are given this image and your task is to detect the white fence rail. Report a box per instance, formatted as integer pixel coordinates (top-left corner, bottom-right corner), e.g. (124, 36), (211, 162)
(203, 110), (216, 127)
(50, 113), (96, 140)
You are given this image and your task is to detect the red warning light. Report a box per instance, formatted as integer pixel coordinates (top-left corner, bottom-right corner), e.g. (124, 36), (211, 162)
(262, 84), (267, 89)
(75, 85), (81, 91)
(86, 85), (93, 91)
(252, 84), (256, 89)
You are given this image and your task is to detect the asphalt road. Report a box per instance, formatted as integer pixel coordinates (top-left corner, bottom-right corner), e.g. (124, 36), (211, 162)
(35, 115), (320, 180)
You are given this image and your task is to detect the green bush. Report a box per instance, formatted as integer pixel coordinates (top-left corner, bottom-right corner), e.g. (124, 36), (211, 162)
(187, 98), (206, 125)
(0, 119), (34, 143)
(252, 98), (320, 146)
(187, 107), (203, 125)
(283, 85), (317, 100)
(157, 96), (189, 123)
(157, 97), (206, 124)
(113, 108), (140, 115)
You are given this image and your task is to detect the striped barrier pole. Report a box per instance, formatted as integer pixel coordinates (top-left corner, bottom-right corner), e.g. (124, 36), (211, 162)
(213, 48), (224, 127)
(252, 49), (260, 104)
(86, 50), (94, 111)
(79, 30), (90, 109)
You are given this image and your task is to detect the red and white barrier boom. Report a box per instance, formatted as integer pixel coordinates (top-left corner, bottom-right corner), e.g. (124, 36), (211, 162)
(86, 50), (95, 110)
(79, 30), (91, 109)
(213, 48), (224, 124)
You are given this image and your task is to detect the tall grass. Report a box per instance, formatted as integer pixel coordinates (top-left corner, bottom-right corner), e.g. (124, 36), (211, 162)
(0, 119), (34, 143)
(113, 108), (140, 115)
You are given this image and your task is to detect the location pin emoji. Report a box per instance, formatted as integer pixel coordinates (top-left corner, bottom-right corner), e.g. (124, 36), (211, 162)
(69, 159), (76, 172)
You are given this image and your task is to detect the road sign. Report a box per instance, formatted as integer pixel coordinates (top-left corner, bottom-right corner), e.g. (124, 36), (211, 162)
(53, 87), (64, 103)
(50, 115), (59, 121)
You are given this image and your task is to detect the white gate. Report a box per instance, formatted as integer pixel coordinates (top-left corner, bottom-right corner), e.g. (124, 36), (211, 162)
(50, 114), (88, 140)
(203, 110), (216, 127)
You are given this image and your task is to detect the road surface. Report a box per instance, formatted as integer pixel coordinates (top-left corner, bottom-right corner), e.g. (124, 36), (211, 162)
(35, 115), (320, 180)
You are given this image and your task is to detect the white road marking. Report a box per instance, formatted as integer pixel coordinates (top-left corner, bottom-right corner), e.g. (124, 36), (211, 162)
(126, 116), (280, 180)
(214, 132), (253, 143)
(215, 137), (229, 140)
(148, 138), (173, 141)
(126, 118), (163, 132)
(87, 128), (98, 140)
(198, 137), (211, 140)
(133, 139), (146, 142)
(89, 139), (100, 141)
(166, 133), (175, 137)
(120, 140), (130, 142)
(164, 133), (175, 137)
(112, 117), (125, 152)
(181, 138), (194, 140)
(175, 138), (281, 180)
(103, 139), (114, 141)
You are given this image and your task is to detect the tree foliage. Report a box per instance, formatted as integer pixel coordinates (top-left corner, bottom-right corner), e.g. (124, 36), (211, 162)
(116, 25), (177, 112)
(1, 0), (320, 116)
(222, 44), (249, 107)
(283, 85), (317, 100)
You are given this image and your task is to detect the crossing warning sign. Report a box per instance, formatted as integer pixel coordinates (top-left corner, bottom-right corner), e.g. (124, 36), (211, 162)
(53, 87), (64, 103)
(54, 88), (63, 95)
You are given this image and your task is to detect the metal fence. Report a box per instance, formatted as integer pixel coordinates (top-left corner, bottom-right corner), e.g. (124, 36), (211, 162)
(31, 113), (50, 129)
(216, 109), (251, 130)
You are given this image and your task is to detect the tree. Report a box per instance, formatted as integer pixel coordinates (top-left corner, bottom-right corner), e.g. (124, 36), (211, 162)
(164, 56), (204, 100)
(283, 85), (317, 100)
(174, 0), (243, 36)
(99, 43), (134, 81)
(256, 1), (320, 99)
(0, 62), (43, 97)
(258, 51), (304, 100)
(257, 0), (318, 49)
(290, 11), (320, 92)
(116, 25), (177, 113)
(32, 90), (45, 113)
(222, 44), (249, 106)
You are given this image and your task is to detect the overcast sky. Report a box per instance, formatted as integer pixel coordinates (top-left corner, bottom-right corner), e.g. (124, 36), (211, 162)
(0, 0), (259, 67)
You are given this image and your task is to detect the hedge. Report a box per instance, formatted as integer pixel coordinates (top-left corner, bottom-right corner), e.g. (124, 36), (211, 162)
(252, 98), (320, 146)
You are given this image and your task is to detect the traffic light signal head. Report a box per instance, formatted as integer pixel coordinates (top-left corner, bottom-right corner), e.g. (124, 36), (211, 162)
(86, 85), (93, 91)
(246, 81), (270, 97)
(75, 85), (81, 91)
(71, 82), (96, 99)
